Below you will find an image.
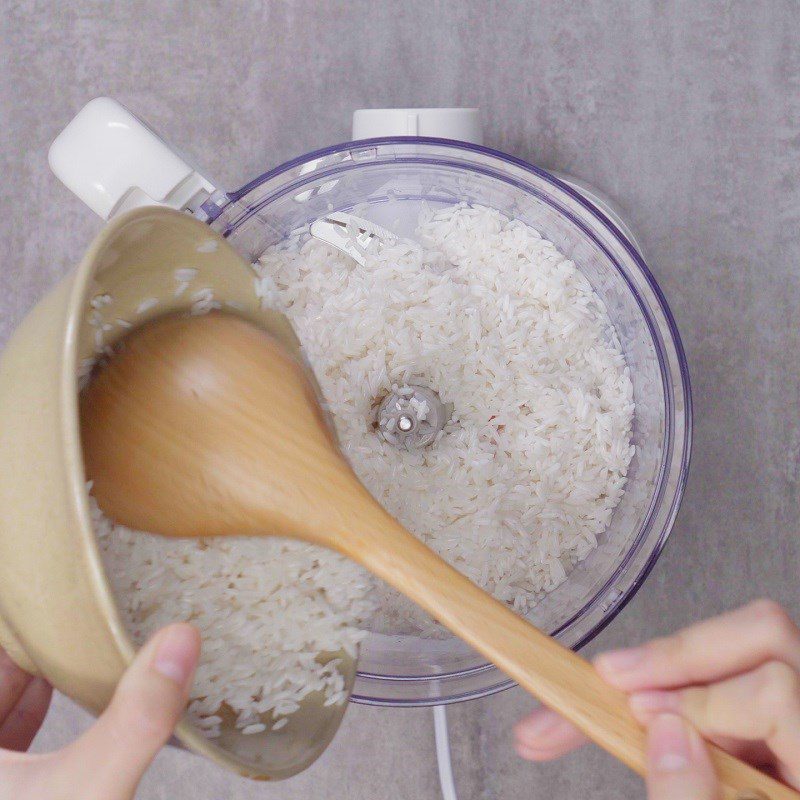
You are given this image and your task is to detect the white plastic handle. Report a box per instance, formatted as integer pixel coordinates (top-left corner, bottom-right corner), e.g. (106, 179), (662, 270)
(48, 97), (216, 220)
(352, 108), (482, 144)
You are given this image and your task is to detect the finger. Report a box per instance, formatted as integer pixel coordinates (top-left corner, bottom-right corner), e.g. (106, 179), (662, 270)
(646, 714), (719, 800)
(0, 677), (52, 752)
(0, 648), (33, 723)
(59, 623), (200, 799)
(514, 708), (588, 760)
(630, 661), (800, 788)
(632, 687), (773, 766)
(595, 600), (800, 691)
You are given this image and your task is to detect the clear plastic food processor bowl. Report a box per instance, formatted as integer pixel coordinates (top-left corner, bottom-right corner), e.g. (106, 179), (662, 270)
(201, 138), (691, 707)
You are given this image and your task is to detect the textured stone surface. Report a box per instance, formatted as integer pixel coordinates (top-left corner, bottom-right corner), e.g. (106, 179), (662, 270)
(2, 1), (799, 797)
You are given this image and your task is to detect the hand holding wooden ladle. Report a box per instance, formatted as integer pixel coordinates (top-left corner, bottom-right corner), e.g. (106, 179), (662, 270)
(80, 311), (795, 800)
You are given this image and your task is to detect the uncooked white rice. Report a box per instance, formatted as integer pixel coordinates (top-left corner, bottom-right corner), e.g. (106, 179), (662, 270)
(255, 203), (635, 635)
(90, 293), (112, 309)
(135, 297), (159, 315)
(173, 267), (198, 298)
(174, 267), (199, 283)
(196, 238), (219, 253)
(89, 202), (634, 736)
(241, 723), (267, 735)
(190, 287), (222, 316)
(92, 495), (374, 737)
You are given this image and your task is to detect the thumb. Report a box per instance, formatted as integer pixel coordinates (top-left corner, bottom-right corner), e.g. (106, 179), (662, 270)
(58, 623), (200, 799)
(646, 713), (720, 800)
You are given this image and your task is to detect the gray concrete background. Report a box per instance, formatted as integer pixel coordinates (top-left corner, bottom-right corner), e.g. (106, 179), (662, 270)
(2, 1), (799, 797)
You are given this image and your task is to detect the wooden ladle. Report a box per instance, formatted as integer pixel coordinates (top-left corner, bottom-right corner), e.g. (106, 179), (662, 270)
(80, 312), (794, 800)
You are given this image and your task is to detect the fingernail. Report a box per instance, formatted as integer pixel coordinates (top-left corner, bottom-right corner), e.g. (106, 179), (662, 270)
(152, 625), (199, 688)
(648, 714), (692, 772)
(630, 690), (680, 717)
(515, 710), (559, 742)
(515, 741), (547, 761)
(595, 645), (647, 674)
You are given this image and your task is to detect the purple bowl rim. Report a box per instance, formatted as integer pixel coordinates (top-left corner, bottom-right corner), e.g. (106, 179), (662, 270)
(217, 136), (693, 705)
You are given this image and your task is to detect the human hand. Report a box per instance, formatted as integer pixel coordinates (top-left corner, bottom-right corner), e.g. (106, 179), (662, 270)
(0, 623), (200, 800)
(514, 600), (800, 798)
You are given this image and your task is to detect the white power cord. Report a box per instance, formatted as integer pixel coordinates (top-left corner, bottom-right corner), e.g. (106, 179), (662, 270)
(433, 705), (459, 800)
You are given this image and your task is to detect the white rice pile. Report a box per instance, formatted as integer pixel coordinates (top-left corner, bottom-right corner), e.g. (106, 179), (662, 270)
(256, 203), (635, 635)
(89, 202), (634, 734)
(92, 496), (374, 737)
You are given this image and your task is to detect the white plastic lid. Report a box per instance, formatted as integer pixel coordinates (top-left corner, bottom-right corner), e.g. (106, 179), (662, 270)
(48, 97), (215, 220)
(352, 108), (482, 144)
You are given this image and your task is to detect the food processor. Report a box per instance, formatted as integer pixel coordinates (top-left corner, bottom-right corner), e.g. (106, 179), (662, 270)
(47, 98), (691, 793)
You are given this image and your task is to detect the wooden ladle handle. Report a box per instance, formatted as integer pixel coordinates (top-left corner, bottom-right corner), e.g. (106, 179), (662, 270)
(344, 513), (798, 800)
